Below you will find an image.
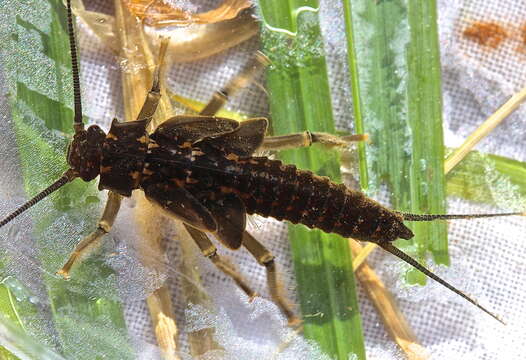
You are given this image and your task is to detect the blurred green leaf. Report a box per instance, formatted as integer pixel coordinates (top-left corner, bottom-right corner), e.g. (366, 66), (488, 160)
(447, 150), (526, 209)
(0, 0), (134, 358)
(257, 1), (366, 359)
(343, 0), (447, 284)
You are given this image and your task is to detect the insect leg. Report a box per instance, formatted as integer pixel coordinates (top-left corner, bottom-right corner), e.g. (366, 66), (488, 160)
(57, 191), (122, 278)
(183, 224), (257, 299)
(195, 53), (366, 153)
(136, 38), (170, 127)
(242, 231), (300, 326)
(199, 51), (270, 116)
(260, 131), (369, 152)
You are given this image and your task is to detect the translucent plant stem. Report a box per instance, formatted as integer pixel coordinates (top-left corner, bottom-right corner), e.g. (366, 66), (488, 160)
(70, 0), (258, 64)
(0, 0), (133, 358)
(174, 222), (223, 358)
(115, 2), (222, 356)
(113, 2), (182, 358)
(351, 243), (377, 272)
(256, 1), (366, 358)
(445, 86), (526, 174)
(350, 240), (429, 360)
(348, 136), (526, 357)
(343, 0), (447, 284)
(167, 91), (248, 121)
(442, 84), (526, 204)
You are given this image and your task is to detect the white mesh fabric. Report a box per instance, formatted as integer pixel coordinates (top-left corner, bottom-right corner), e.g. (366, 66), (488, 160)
(3, 0), (525, 358)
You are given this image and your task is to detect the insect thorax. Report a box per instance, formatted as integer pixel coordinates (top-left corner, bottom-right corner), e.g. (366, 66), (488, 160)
(98, 119), (149, 196)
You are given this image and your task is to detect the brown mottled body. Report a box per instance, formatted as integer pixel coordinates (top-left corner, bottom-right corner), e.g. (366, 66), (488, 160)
(69, 114), (502, 324)
(95, 117), (413, 246)
(99, 119), (149, 196)
(148, 154), (412, 243)
(0, 2), (505, 350)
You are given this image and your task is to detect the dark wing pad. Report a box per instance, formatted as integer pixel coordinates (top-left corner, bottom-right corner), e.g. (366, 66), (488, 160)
(197, 118), (268, 157)
(201, 193), (247, 249)
(153, 115), (239, 146)
(145, 182), (217, 232)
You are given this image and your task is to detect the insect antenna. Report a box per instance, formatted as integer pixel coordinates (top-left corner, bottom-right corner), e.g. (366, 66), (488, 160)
(0, 1), (84, 228)
(0, 170), (77, 229)
(398, 211), (523, 221)
(378, 241), (505, 324)
(66, 0), (84, 133)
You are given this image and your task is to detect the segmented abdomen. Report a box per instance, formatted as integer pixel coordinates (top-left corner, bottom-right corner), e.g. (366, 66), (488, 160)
(146, 147), (412, 243)
(232, 157), (403, 242)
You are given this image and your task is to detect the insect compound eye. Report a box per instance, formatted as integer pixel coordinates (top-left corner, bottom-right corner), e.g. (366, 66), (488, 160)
(67, 130), (86, 171)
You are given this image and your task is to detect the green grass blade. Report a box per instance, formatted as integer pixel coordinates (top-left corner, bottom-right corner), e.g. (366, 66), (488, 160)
(0, 285), (22, 359)
(343, 0), (447, 284)
(342, 1), (368, 191)
(0, 0), (134, 358)
(0, 310), (65, 360)
(256, 1), (366, 359)
(447, 151), (526, 209)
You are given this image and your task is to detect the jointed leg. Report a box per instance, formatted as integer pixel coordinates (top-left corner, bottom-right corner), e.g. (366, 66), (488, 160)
(195, 51), (367, 153)
(136, 38), (169, 127)
(57, 33), (166, 281)
(184, 224), (257, 299)
(57, 191), (122, 278)
(260, 131), (368, 152)
(200, 52), (269, 116)
(242, 231), (300, 326)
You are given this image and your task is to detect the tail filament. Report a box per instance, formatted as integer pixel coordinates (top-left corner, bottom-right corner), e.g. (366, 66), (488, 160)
(399, 212), (523, 221)
(379, 242), (505, 324)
